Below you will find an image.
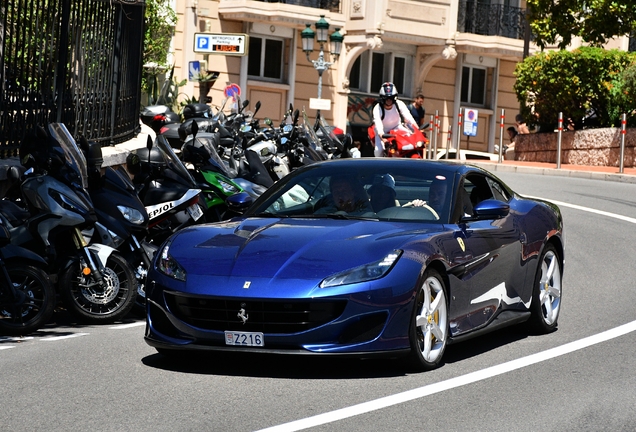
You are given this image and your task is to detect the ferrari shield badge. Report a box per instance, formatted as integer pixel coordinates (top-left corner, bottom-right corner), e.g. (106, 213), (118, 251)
(457, 237), (466, 252)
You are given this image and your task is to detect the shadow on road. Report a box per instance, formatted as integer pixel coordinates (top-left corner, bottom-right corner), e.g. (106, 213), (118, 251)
(141, 325), (532, 378)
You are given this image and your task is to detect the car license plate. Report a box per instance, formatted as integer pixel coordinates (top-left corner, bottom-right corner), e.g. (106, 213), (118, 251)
(225, 331), (264, 347)
(187, 203), (203, 221)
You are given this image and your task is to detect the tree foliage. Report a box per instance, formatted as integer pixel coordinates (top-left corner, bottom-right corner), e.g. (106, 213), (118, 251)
(142, 0), (177, 102)
(514, 47), (636, 131)
(527, 0), (636, 50)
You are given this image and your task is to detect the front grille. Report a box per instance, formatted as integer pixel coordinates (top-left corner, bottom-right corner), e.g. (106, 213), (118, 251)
(165, 292), (347, 334)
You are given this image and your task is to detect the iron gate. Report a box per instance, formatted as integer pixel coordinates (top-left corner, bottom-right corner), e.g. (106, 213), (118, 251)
(0, 0), (145, 156)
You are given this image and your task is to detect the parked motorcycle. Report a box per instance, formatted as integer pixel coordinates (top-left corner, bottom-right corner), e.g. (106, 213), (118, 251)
(0, 218), (55, 335)
(125, 135), (207, 245)
(1, 124), (137, 323)
(78, 138), (157, 312)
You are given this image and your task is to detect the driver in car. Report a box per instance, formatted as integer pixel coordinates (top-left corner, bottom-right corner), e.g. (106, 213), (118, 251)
(314, 175), (373, 215)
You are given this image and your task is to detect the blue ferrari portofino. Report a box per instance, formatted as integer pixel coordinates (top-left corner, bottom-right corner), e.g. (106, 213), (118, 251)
(145, 159), (564, 370)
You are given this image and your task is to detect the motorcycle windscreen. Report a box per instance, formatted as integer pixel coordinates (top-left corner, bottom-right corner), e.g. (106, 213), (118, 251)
(48, 123), (89, 190)
(155, 135), (198, 187)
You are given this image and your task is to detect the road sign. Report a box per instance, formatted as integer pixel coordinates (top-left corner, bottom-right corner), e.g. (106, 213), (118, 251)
(309, 98), (331, 111)
(188, 61), (200, 81)
(224, 83), (241, 101)
(194, 33), (248, 56)
(463, 108), (478, 136)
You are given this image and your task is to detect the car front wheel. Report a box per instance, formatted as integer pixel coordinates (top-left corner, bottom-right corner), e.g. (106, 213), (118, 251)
(407, 268), (449, 371)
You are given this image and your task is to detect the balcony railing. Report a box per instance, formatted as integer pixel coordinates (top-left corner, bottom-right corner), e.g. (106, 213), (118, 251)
(457, 1), (527, 40)
(253, 0), (340, 13)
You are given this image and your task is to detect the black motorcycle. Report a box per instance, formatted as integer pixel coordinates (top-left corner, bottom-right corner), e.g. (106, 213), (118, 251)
(1, 124), (137, 323)
(0, 218), (55, 335)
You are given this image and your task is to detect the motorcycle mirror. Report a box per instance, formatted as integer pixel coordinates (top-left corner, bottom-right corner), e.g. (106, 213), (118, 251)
(264, 118), (273, 127)
(254, 101), (261, 116)
(191, 119), (199, 138)
(146, 135), (153, 165)
(293, 109), (300, 124)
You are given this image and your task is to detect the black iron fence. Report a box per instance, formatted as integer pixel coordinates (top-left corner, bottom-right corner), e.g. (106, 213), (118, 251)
(457, 0), (527, 40)
(0, 0), (145, 157)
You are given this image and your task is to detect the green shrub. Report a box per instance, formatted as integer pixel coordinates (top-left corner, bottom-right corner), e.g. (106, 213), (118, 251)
(514, 47), (636, 131)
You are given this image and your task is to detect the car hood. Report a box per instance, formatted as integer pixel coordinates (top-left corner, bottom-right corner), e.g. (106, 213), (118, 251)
(168, 217), (440, 283)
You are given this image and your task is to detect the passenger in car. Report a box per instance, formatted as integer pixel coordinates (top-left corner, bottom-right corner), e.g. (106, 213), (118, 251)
(368, 174), (399, 212)
(370, 173), (438, 218)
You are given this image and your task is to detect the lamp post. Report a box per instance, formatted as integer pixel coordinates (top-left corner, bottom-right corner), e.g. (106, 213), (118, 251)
(301, 15), (343, 113)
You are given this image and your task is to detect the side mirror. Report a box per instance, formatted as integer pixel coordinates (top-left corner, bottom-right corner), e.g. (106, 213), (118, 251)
(467, 199), (510, 221)
(226, 192), (253, 214)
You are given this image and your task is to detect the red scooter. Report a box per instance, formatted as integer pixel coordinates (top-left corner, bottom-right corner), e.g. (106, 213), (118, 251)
(368, 124), (429, 158)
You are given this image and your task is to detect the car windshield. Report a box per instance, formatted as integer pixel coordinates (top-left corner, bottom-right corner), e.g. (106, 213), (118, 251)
(248, 163), (454, 223)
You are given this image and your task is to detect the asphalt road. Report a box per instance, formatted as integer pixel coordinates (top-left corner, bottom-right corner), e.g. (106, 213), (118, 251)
(2, 172), (636, 432)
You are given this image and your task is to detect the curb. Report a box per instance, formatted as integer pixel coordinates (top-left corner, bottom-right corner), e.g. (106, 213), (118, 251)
(469, 161), (636, 184)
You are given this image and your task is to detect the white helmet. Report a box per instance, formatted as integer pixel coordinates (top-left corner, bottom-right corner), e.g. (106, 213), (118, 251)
(379, 82), (398, 100)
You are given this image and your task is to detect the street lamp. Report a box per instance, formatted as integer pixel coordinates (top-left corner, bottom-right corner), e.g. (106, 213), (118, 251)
(301, 15), (343, 102)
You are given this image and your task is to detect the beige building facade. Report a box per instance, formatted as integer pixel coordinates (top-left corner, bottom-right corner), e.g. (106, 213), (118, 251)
(168, 0), (534, 153)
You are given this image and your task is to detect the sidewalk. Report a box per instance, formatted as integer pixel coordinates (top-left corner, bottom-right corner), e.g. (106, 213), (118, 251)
(468, 159), (636, 184)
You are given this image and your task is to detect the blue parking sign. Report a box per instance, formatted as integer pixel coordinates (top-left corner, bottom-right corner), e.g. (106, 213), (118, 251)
(196, 35), (209, 50)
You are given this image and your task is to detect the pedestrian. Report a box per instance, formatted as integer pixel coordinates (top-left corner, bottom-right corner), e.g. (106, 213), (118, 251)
(505, 126), (517, 160)
(515, 114), (530, 134)
(407, 93), (426, 128)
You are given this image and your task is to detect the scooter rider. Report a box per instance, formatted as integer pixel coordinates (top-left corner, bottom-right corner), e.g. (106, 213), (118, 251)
(371, 82), (419, 157)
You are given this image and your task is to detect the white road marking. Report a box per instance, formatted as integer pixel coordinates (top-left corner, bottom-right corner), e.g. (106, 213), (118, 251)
(0, 336), (34, 342)
(259, 201), (636, 432)
(41, 333), (89, 341)
(109, 321), (145, 330)
(0, 346), (15, 350)
(258, 320), (636, 432)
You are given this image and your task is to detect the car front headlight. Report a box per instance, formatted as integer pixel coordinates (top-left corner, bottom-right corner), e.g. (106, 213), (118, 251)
(156, 241), (187, 281)
(117, 205), (146, 225)
(319, 250), (402, 288)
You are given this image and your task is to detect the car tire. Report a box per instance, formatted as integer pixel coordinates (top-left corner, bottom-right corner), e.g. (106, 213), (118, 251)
(406, 268), (449, 371)
(527, 244), (562, 334)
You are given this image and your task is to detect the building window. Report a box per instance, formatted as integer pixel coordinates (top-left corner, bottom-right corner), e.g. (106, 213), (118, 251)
(248, 36), (284, 82)
(349, 51), (412, 96)
(461, 65), (486, 106)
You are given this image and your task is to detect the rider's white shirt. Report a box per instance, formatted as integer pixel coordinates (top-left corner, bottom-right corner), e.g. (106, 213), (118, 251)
(372, 99), (416, 136)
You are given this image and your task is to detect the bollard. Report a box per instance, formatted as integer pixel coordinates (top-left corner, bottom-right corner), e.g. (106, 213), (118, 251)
(427, 114), (434, 159)
(434, 110), (439, 157)
(556, 112), (563, 169)
(620, 113), (626, 173)
(498, 109), (505, 163)
(445, 124), (452, 159)
(456, 110), (463, 154)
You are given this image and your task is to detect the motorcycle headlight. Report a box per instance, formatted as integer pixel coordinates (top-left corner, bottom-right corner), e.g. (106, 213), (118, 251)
(156, 241), (187, 281)
(319, 250), (402, 288)
(417, 141), (424, 148)
(218, 178), (240, 195)
(117, 205), (146, 225)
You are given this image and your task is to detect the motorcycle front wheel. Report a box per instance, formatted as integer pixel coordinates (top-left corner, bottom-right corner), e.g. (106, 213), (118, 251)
(0, 265), (56, 335)
(60, 252), (136, 323)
